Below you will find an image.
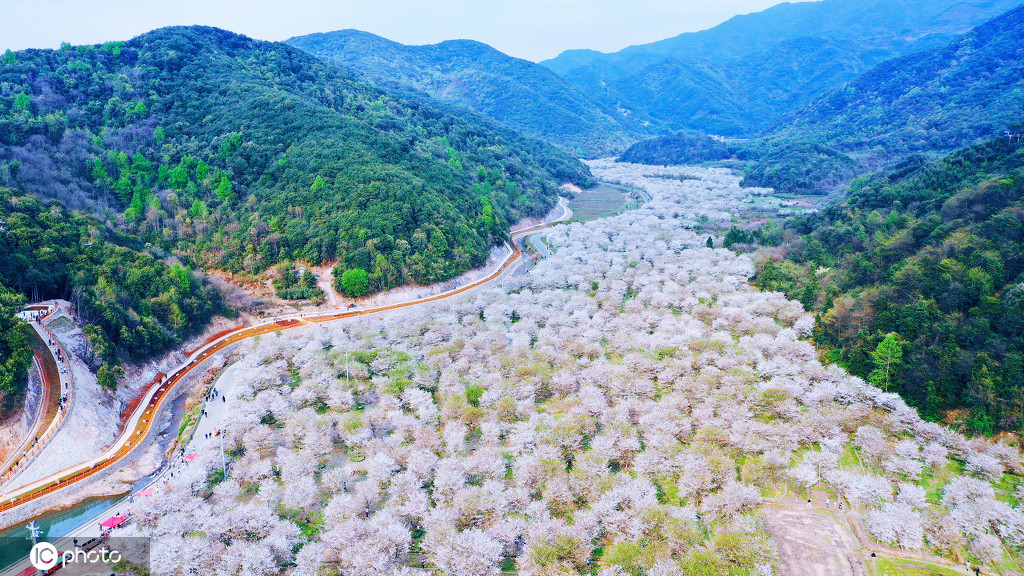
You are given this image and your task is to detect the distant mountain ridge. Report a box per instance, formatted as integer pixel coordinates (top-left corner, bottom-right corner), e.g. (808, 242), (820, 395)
(616, 1), (1024, 195)
(541, 0), (1022, 136)
(767, 2), (1024, 157)
(287, 30), (645, 157)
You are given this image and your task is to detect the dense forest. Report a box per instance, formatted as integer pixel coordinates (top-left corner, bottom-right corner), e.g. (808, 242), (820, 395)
(738, 141), (857, 196)
(0, 26), (591, 292)
(0, 188), (223, 403)
(0, 285), (32, 415)
(287, 30), (642, 157)
(617, 131), (734, 165)
(755, 135), (1024, 434)
(618, 134), (857, 196)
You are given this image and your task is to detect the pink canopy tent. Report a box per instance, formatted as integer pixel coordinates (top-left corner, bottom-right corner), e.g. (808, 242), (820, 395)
(184, 453), (199, 462)
(137, 487), (154, 497)
(99, 515), (127, 528)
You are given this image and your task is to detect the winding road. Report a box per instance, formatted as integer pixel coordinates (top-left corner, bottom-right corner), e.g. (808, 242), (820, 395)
(0, 304), (72, 488)
(0, 200), (569, 517)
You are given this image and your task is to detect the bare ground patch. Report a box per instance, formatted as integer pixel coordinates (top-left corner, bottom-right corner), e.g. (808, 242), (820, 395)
(763, 502), (867, 576)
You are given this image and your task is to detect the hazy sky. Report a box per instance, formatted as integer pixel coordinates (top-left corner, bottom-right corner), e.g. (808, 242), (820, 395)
(1, 0), (805, 62)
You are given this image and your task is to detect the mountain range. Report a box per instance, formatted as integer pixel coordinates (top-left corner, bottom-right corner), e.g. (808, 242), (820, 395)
(618, 2), (1024, 193)
(287, 30), (644, 157)
(541, 0), (1021, 137)
(768, 2), (1024, 157)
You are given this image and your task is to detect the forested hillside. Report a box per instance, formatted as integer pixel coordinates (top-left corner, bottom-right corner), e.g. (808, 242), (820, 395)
(618, 133), (859, 196)
(756, 135), (1024, 434)
(0, 285), (32, 415)
(617, 131), (735, 165)
(618, 3), (1024, 195)
(286, 30), (642, 157)
(768, 3), (1024, 157)
(0, 26), (592, 403)
(0, 187), (224, 405)
(542, 0), (1018, 136)
(0, 27), (590, 289)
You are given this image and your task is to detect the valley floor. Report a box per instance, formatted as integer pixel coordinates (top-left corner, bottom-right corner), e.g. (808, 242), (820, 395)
(7, 163), (1021, 576)
(107, 163), (1020, 575)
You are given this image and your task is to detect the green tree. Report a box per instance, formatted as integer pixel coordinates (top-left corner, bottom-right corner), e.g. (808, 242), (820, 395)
(91, 158), (109, 182)
(13, 93), (31, 113)
(278, 264), (297, 289)
(97, 363), (123, 390)
(215, 176), (236, 202)
(83, 324), (113, 364)
(300, 269), (317, 289)
(195, 159), (210, 181)
(340, 268), (370, 297)
(311, 175), (326, 191)
(869, 332), (904, 391)
(101, 41), (123, 57)
(129, 100), (147, 120)
(706, 236), (714, 248)
(466, 385), (484, 407)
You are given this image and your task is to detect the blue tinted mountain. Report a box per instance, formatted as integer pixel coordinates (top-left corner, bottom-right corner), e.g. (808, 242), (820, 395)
(767, 3), (1024, 157)
(543, 0), (1021, 136)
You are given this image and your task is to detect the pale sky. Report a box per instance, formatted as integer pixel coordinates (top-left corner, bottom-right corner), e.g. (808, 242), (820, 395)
(1, 0), (807, 62)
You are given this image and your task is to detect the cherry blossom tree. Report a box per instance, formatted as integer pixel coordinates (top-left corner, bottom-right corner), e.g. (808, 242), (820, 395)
(866, 502), (924, 549)
(423, 527), (504, 576)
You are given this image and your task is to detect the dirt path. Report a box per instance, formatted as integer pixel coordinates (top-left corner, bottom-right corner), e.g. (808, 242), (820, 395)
(763, 502), (868, 576)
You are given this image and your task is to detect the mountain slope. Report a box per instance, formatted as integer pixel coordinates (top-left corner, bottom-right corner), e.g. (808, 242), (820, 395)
(618, 3), (1024, 194)
(767, 3), (1024, 156)
(0, 187), (223, 386)
(756, 134), (1024, 432)
(287, 30), (643, 156)
(542, 0), (1021, 136)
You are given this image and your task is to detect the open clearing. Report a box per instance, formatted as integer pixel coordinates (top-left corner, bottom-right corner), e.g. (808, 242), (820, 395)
(568, 183), (629, 221)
